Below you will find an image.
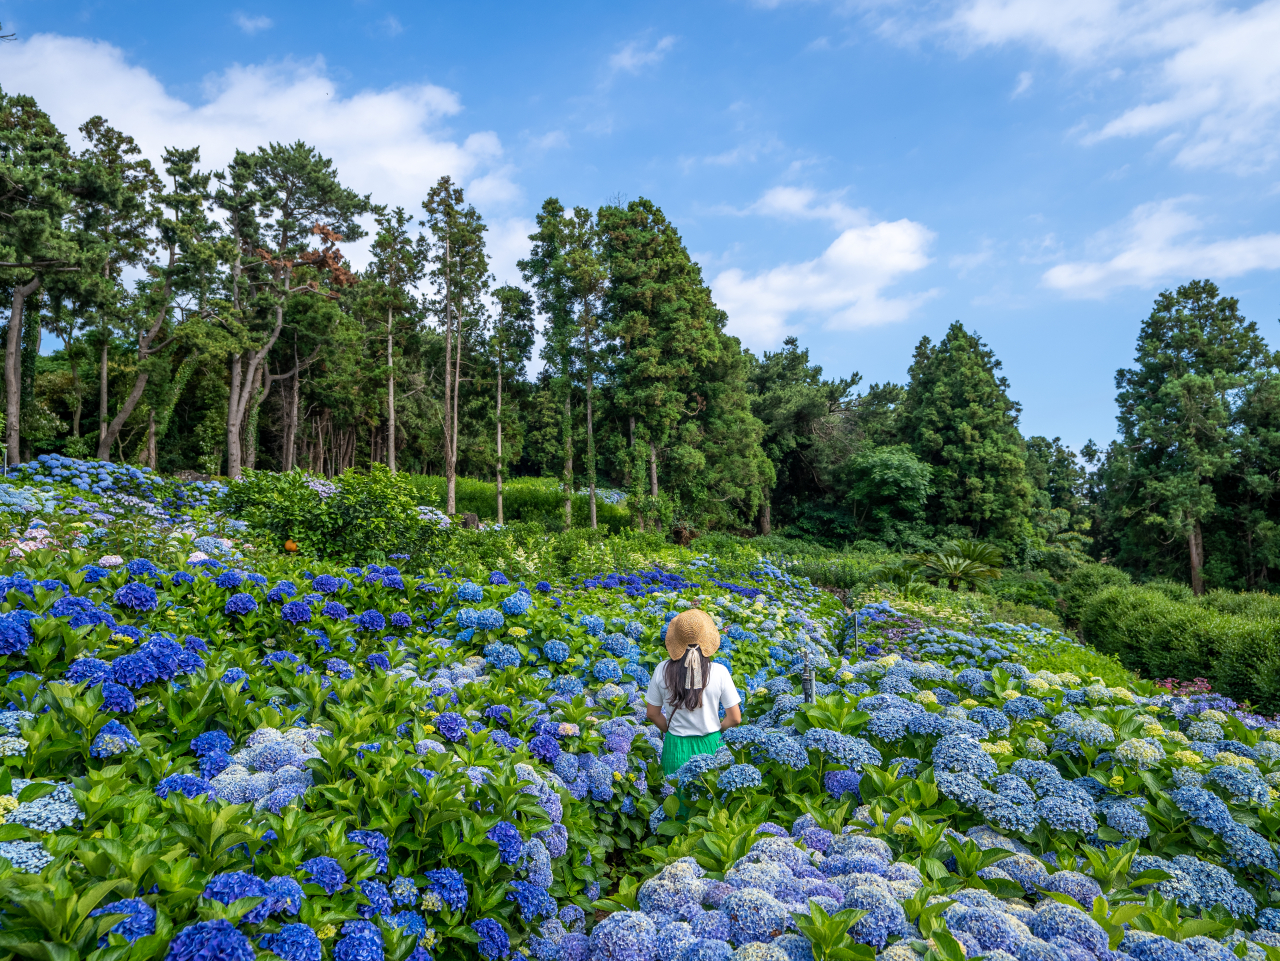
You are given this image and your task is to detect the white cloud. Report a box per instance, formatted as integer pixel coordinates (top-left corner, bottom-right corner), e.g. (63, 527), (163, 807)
(0, 33), (522, 272)
(233, 13), (272, 35)
(608, 35), (677, 74)
(711, 220), (938, 348)
(943, 0), (1280, 172)
(1041, 197), (1280, 296)
(1011, 70), (1033, 96)
(378, 15), (404, 37)
(749, 186), (867, 229)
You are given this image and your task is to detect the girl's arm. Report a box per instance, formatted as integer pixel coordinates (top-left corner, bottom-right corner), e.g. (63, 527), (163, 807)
(720, 704), (742, 732)
(646, 703), (669, 734)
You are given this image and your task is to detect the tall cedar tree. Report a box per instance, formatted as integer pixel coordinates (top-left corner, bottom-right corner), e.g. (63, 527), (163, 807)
(598, 197), (770, 529)
(520, 198), (578, 526)
(420, 176), (491, 513)
(490, 285), (536, 524)
(902, 321), (1031, 539)
(1107, 280), (1274, 593)
(366, 205), (426, 473)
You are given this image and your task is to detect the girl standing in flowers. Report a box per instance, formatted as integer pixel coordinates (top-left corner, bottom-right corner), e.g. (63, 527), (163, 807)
(645, 608), (741, 813)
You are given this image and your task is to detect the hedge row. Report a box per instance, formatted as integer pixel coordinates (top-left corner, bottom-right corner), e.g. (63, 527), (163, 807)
(1068, 564), (1280, 712)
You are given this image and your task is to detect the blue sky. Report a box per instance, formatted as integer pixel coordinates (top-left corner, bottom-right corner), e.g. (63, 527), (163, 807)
(5, 0), (1280, 451)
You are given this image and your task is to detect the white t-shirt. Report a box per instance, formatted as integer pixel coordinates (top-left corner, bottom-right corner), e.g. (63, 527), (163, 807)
(645, 660), (741, 737)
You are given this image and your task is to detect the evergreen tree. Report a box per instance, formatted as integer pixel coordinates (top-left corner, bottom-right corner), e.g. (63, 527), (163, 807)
(366, 205), (425, 473)
(422, 176), (490, 512)
(1107, 280), (1274, 593)
(218, 141), (368, 478)
(520, 198), (577, 526)
(490, 285), (535, 524)
(902, 321), (1031, 540)
(747, 336), (859, 533)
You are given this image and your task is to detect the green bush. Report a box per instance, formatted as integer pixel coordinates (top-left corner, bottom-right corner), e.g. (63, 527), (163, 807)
(1079, 583), (1280, 711)
(403, 475), (632, 533)
(990, 570), (1059, 612)
(1197, 589), (1280, 619)
(1061, 563), (1131, 623)
(221, 465), (433, 561)
(1142, 578), (1195, 603)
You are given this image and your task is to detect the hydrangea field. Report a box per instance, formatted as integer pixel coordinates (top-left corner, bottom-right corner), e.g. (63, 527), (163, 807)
(2, 458), (1280, 961)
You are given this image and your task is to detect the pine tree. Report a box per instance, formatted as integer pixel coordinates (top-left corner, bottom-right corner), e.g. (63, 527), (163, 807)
(902, 321), (1031, 540)
(490, 285), (535, 524)
(1109, 280), (1273, 593)
(519, 198), (577, 527)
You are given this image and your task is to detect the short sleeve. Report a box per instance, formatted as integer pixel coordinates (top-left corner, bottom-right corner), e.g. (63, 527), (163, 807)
(645, 666), (664, 708)
(718, 666), (741, 710)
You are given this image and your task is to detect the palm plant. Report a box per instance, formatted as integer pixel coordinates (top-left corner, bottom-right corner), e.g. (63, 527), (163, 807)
(910, 539), (1003, 591)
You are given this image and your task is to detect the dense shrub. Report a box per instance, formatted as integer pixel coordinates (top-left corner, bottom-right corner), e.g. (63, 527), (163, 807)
(221, 466), (433, 560)
(404, 475), (632, 532)
(1197, 588), (1280, 619)
(1061, 562), (1131, 622)
(989, 570), (1059, 612)
(1079, 584), (1280, 710)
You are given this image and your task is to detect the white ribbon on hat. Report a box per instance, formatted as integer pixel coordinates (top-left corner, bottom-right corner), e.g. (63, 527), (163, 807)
(683, 645), (703, 688)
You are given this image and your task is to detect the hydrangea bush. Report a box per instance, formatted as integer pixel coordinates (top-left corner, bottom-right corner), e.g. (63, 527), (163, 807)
(0, 473), (1279, 961)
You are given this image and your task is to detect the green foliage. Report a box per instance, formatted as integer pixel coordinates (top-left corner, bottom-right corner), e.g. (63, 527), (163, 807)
(1061, 563), (1132, 623)
(221, 465), (430, 561)
(404, 475), (631, 533)
(902, 322), (1032, 539)
(1078, 582), (1280, 708)
(1091, 280), (1280, 592)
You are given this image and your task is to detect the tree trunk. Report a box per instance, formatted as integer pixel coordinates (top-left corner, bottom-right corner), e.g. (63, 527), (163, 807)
(759, 494), (771, 536)
(451, 305), (462, 492)
(387, 306), (396, 473)
(144, 408), (157, 468)
(97, 368), (150, 461)
(563, 388), (573, 528)
(226, 353), (243, 478)
(99, 338), (109, 447)
(496, 357), (503, 526)
(1189, 520), (1205, 595)
(442, 238), (455, 514)
(6, 276), (40, 465)
(584, 327), (596, 530)
(226, 302), (287, 479)
(282, 345), (299, 471)
(649, 441), (660, 532)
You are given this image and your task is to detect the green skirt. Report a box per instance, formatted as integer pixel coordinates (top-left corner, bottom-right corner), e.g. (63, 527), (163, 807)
(661, 730), (722, 777)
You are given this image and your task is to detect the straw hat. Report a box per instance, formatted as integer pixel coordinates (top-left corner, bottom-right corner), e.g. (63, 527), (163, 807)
(664, 608), (721, 661)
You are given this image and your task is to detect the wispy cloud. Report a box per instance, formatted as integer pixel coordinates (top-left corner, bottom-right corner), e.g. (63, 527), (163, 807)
(1011, 70), (1033, 96)
(711, 219), (938, 348)
(1042, 196), (1280, 296)
(940, 0), (1280, 173)
(608, 35), (677, 75)
(0, 33), (521, 273)
(233, 13), (272, 35)
(748, 185), (867, 230)
(378, 15), (404, 37)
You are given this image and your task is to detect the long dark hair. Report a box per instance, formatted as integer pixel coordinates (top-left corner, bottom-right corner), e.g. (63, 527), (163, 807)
(664, 648), (710, 712)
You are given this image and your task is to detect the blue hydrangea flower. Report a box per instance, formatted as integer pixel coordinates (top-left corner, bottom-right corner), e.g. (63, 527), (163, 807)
(89, 898), (155, 946)
(281, 601), (311, 625)
(113, 582), (157, 612)
(488, 821), (524, 865)
(167, 920), (255, 961)
(224, 593), (257, 616)
(299, 856), (346, 894)
(258, 924), (322, 961)
(472, 918), (510, 960)
(91, 719), (139, 757)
